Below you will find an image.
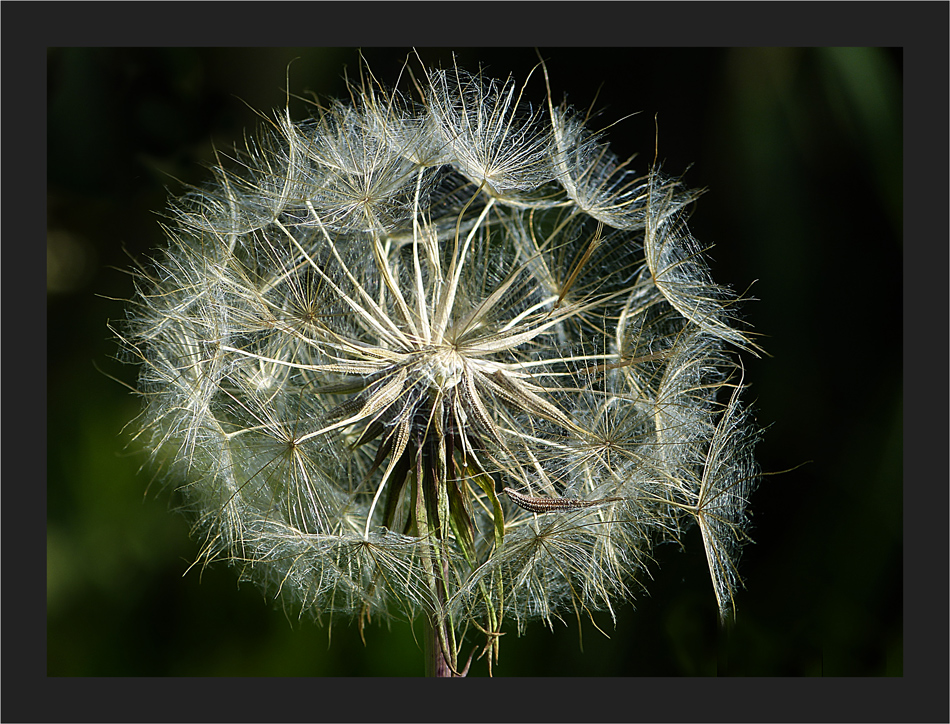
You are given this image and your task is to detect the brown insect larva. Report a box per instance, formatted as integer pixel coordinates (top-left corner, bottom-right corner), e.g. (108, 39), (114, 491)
(503, 487), (623, 514)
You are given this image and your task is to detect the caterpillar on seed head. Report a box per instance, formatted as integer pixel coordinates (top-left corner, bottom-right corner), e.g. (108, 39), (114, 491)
(503, 487), (623, 514)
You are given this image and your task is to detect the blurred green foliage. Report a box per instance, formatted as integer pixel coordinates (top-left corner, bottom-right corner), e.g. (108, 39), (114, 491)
(47, 47), (901, 677)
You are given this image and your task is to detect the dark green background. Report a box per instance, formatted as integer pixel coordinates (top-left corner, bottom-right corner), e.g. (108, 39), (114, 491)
(47, 46), (902, 678)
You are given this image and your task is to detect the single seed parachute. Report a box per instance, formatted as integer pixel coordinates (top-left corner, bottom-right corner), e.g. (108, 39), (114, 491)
(119, 54), (763, 675)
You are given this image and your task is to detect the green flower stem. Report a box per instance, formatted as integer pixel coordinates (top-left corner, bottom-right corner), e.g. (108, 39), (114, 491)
(424, 615), (455, 677)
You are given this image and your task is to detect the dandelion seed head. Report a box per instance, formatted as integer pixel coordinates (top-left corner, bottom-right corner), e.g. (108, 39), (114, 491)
(119, 54), (763, 671)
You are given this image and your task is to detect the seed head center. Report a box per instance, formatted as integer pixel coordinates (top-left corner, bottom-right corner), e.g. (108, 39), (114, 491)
(421, 347), (466, 392)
